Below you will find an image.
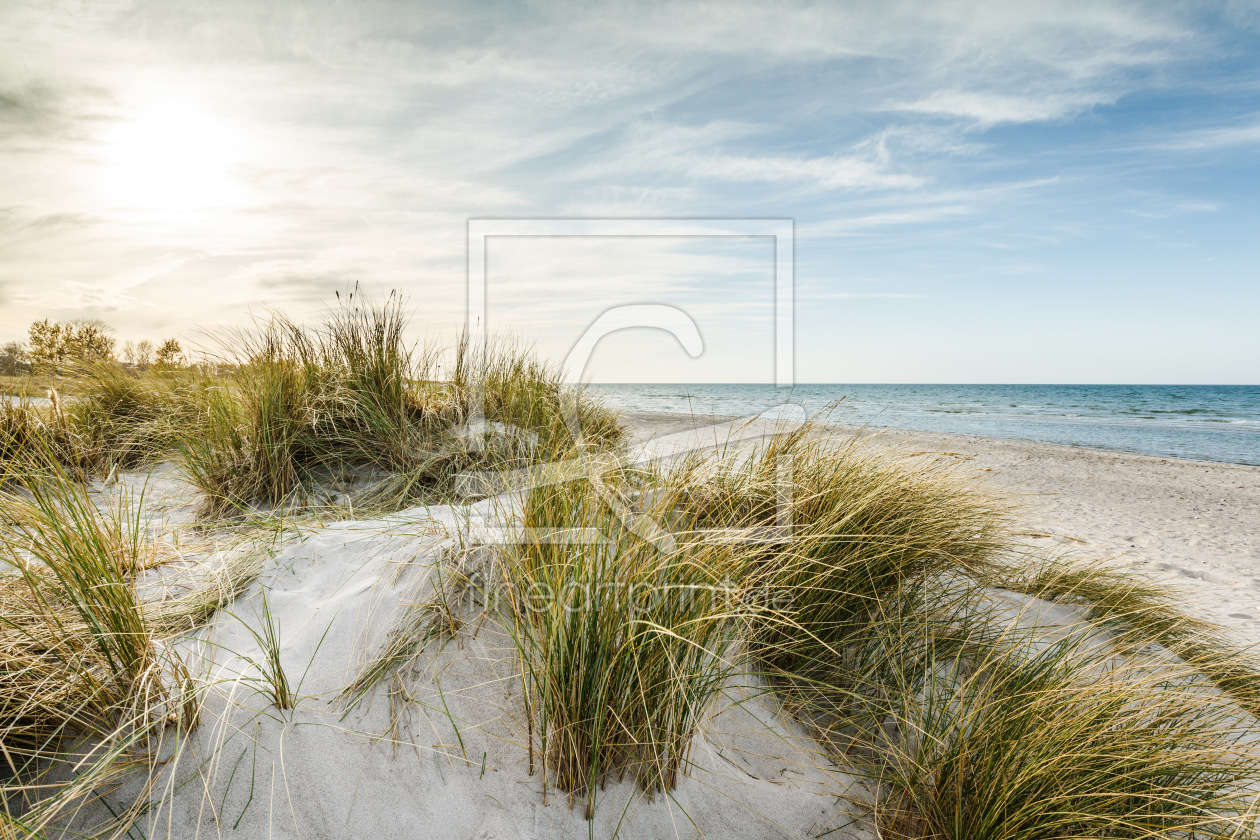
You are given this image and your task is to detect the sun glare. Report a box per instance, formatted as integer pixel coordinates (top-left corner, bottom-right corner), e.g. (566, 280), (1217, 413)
(103, 99), (244, 211)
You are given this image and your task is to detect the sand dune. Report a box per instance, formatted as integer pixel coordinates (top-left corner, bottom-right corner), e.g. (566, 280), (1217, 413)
(65, 410), (1260, 839)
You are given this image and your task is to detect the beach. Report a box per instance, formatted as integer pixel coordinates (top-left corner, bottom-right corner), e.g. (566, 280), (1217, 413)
(623, 409), (1260, 636)
(10, 397), (1260, 839)
(7, 3), (1259, 836)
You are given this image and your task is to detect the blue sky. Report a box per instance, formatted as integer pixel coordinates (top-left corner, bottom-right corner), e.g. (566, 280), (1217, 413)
(1, 1), (1257, 382)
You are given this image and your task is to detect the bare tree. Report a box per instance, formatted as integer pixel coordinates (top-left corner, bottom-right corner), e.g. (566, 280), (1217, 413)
(134, 339), (154, 370)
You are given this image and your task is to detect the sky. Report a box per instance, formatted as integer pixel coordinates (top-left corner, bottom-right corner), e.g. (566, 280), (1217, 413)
(1, 1), (1258, 384)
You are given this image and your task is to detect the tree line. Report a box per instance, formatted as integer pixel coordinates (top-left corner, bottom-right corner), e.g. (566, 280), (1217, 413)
(0, 319), (183, 376)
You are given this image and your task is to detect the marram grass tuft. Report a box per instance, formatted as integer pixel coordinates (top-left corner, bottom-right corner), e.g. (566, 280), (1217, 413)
(1, 467), (199, 836)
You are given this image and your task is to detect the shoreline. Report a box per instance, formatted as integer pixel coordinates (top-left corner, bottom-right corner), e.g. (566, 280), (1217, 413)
(593, 382), (1260, 468)
(617, 407), (1260, 468)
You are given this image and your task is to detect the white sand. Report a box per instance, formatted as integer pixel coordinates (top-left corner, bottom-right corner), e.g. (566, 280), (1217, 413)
(102, 459), (859, 839)
(74, 410), (1260, 839)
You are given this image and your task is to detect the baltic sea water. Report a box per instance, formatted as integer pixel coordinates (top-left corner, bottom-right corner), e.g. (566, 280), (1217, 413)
(587, 384), (1260, 466)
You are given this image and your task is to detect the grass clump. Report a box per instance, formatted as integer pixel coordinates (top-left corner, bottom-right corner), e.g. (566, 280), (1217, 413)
(503, 467), (750, 816)
(0, 374), (61, 400)
(0, 468), (198, 835)
(179, 289), (623, 518)
(452, 331), (623, 456)
(226, 586), (295, 711)
(607, 421), (1260, 836)
(62, 362), (210, 477)
(688, 426), (1013, 685)
(4, 288), (623, 517)
(1, 398), (81, 483)
(1, 399), (45, 481)
(701, 425), (1260, 838)
(178, 354), (330, 515)
(994, 556), (1260, 718)
(864, 632), (1260, 840)
(1, 365), (210, 483)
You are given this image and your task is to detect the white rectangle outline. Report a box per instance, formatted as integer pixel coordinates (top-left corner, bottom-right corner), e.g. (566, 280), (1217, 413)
(466, 219), (795, 387)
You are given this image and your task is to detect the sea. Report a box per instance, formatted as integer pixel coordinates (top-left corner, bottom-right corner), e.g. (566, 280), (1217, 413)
(586, 384), (1260, 467)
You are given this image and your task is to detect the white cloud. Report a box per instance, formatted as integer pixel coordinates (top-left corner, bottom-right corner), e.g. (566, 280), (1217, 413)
(801, 205), (973, 237)
(1149, 122), (1260, 151)
(887, 90), (1113, 127)
(799, 178), (1060, 239)
(566, 121), (925, 191)
(685, 152), (925, 190)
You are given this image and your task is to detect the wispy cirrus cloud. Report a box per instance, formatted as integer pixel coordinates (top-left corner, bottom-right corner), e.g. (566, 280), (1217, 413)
(886, 90), (1116, 127)
(0, 0), (1255, 381)
(1147, 121), (1260, 151)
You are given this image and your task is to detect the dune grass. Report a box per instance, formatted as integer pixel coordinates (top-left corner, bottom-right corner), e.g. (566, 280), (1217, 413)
(3, 288), (622, 520)
(1, 364), (212, 485)
(498, 465), (752, 816)
(864, 630), (1259, 840)
(0, 467), (199, 836)
(0, 374), (62, 400)
(178, 290), (623, 518)
(482, 420), (1260, 830)
(5, 300), (1260, 836)
(1, 398), (82, 483)
(452, 330), (623, 455)
(233, 586), (294, 711)
(681, 426), (1013, 686)
(1, 399), (44, 481)
(339, 544), (470, 717)
(62, 362), (211, 477)
(992, 555), (1260, 718)
(686, 424), (1260, 838)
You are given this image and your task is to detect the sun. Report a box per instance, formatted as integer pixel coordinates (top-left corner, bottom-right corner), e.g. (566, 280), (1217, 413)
(102, 99), (244, 211)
